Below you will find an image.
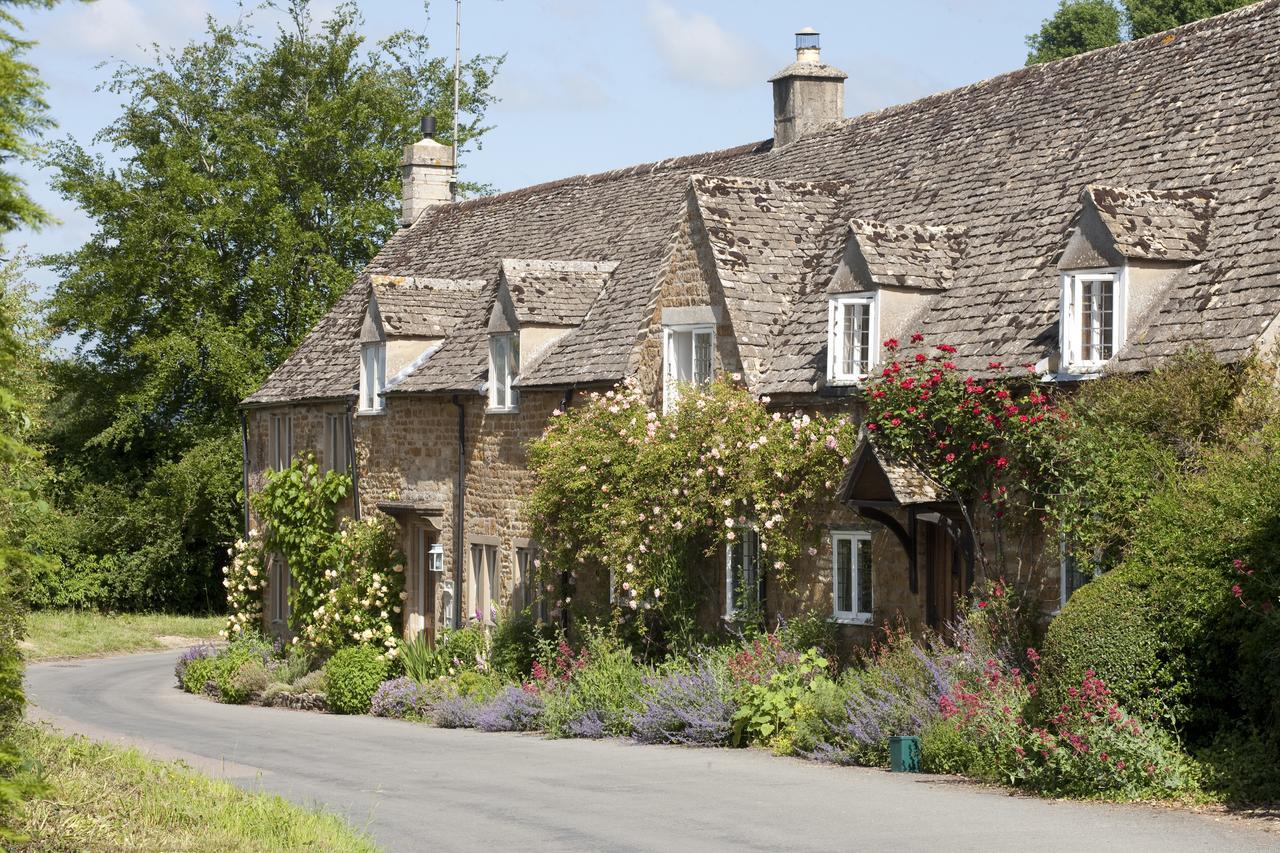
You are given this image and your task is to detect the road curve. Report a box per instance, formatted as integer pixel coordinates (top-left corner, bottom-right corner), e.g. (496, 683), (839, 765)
(24, 651), (1277, 853)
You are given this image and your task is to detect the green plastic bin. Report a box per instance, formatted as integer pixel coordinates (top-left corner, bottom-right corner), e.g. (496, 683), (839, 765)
(888, 735), (921, 773)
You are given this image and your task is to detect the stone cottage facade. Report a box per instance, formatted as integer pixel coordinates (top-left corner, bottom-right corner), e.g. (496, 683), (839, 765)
(243, 3), (1280, 646)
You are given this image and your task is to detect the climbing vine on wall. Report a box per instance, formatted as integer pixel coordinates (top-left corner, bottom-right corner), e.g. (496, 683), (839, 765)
(527, 379), (858, 640)
(238, 454), (405, 655)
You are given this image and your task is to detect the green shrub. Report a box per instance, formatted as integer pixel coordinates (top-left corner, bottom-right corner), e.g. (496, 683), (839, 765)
(293, 669), (326, 694)
(920, 717), (984, 776)
(225, 659), (271, 704)
(490, 610), (553, 680)
(541, 632), (649, 738)
(182, 657), (217, 695)
(1039, 576), (1171, 727)
(323, 646), (389, 715)
(777, 610), (837, 659)
(730, 648), (827, 749)
(454, 669), (503, 701)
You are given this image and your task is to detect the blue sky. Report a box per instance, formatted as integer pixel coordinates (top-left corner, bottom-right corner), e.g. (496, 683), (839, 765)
(10, 0), (1060, 302)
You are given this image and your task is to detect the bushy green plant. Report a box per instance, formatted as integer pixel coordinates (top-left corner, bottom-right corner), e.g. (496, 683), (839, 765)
(730, 647), (828, 748)
(539, 631), (649, 738)
(225, 659), (271, 704)
(181, 656), (218, 695)
(777, 610), (837, 659)
(490, 609), (553, 680)
(397, 633), (440, 682)
(293, 669), (326, 695)
(919, 717), (984, 775)
(323, 646), (390, 715)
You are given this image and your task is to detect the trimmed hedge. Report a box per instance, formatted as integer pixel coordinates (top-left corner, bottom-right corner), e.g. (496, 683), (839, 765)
(1042, 431), (1280, 750)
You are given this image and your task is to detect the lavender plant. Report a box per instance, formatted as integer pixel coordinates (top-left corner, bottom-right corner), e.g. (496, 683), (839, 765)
(174, 643), (216, 687)
(631, 665), (733, 746)
(475, 686), (544, 732)
(370, 677), (432, 719)
(566, 711), (605, 739)
(433, 694), (480, 728)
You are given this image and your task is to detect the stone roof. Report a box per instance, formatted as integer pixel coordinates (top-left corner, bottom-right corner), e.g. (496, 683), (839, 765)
(501, 259), (617, 326)
(846, 219), (967, 291)
(1083, 184), (1217, 262)
(246, 1), (1280, 406)
(837, 437), (948, 508)
(371, 276), (485, 337)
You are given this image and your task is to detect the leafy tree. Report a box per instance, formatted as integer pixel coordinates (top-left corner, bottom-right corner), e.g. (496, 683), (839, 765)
(1026, 0), (1258, 64)
(1026, 0), (1123, 64)
(0, 0), (55, 235)
(40, 0), (500, 611)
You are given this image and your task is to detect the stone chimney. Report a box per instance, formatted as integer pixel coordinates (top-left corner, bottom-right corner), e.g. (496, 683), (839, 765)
(769, 28), (847, 148)
(400, 116), (455, 226)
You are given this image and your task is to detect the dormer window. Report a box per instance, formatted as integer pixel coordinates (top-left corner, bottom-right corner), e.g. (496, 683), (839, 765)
(489, 332), (519, 411)
(662, 324), (714, 413)
(359, 340), (385, 412)
(827, 293), (878, 383)
(1061, 268), (1125, 371)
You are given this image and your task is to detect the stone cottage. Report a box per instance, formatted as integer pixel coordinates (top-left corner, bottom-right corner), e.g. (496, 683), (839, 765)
(242, 3), (1280, 644)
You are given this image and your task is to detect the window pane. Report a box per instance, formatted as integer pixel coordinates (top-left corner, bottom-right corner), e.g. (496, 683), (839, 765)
(857, 537), (873, 615)
(840, 305), (856, 376)
(694, 331), (712, 384)
(836, 538), (853, 613)
(727, 540), (743, 613)
(1098, 280), (1113, 359)
(856, 303), (870, 373)
(470, 545), (484, 621)
(486, 545), (499, 622)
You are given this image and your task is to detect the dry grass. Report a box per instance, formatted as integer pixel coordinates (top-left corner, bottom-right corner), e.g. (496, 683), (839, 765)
(22, 611), (224, 660)
(8, 724), (379, 851)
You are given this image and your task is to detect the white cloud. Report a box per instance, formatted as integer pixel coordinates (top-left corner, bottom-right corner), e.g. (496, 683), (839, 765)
(61, 0), (210, 59)
(645, 1), (769, 90)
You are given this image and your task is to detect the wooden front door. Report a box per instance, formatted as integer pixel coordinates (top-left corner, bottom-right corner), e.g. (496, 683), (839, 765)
(925, 521), (961, 632)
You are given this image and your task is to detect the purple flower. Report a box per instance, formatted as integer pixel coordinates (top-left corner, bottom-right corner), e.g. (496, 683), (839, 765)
(476, 687), (544, 732)
(175, 643), (216, 686)
(433, 695), (481, 728)
(631, 665), (733, 747)
(567, 710), (606, 739)
(370, 677), (432, 719)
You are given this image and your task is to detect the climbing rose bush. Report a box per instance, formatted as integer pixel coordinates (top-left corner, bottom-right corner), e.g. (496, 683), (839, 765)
(297, 515), (404, 656)
(864, 334), (1065, 506)
(222, 530), (265, 638)
(528, 378), (857, 632)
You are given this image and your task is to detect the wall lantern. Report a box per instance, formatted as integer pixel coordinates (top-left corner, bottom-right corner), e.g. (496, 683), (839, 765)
(428, 542), (445, 573)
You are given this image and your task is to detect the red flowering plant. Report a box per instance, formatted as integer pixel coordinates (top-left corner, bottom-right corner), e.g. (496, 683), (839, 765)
(864, 335), (1064, 506)
(936, 630), (1188, 798)
(863, 336), (1068, 581)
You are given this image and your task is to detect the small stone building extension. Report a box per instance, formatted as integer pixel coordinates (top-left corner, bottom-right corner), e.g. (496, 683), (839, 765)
(242, 3), (1280, 645)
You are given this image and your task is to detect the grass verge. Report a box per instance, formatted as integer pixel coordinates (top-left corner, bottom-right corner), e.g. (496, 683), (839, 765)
(7, 724), (378, 851)
(22, 611), (224, 660)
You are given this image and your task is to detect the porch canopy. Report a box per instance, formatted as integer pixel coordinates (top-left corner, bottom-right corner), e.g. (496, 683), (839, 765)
(835, 436), (969, 594)
(375, 500), (445, 533)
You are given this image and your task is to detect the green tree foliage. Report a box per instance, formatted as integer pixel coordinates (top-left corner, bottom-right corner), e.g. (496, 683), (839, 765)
(39, 0), (500, 612)
(1026, 0), (1124, 64)
(0, 0), (54, 235)
(1026, 0), (1257, 64)
(0, 265), (52, 836)
(1042, 354), (1280, 796)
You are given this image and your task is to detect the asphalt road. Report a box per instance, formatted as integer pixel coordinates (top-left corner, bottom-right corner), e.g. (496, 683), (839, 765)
(24, 651), (1278, 853)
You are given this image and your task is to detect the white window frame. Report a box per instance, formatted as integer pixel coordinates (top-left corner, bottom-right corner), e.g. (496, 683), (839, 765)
(1060, 267), (1126, 372)
(488, 333), (520, 412)
(662, 324), (715, 414)
(468, 540), (500, 625)
(831, 530), (873, 624)
(827, 293), (879, 384)
(724, 527), (762, 619)
(359, 341), (386, 413)
(323, 413), (348, 474)
(269, 413), (292, 472)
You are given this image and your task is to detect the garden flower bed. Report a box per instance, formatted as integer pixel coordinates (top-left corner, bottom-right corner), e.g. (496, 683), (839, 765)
(177, 588), (1194, 804)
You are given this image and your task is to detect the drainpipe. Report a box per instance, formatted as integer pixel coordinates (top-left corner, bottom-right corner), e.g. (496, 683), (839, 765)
(452, 394), (466, 630)
(347, 400), (361, 520)
(240, 411), (250, 534)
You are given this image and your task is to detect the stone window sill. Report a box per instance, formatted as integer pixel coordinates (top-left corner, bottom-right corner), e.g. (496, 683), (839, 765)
(831, 615), (873, 626)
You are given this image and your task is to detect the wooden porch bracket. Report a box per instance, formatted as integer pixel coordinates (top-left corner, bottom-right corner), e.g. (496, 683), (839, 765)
(856, 506), (918, 594)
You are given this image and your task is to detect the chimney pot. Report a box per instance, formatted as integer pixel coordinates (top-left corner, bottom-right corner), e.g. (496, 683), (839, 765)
(400, 131), (455, 226)
(769, 28), (847, 148)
